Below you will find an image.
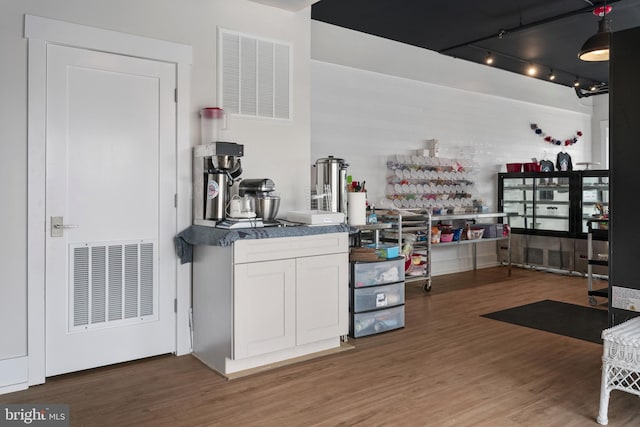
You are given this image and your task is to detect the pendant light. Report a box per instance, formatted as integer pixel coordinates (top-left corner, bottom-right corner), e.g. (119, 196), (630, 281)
(578, 3), (612, 61)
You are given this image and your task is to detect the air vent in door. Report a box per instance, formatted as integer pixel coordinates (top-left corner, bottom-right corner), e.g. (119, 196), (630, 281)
(220, 29), (291, 120)
(69, 240), (157, 332)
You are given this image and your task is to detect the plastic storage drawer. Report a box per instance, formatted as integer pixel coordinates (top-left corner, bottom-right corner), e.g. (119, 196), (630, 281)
(352, 258), (405, 288)
(351, 305), (405, 338)
(352, 282), (404, 313)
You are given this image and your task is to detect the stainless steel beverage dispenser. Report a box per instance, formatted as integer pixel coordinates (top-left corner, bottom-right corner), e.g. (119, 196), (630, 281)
(312, 156), (348, 213)
(193, 141), (244, 226)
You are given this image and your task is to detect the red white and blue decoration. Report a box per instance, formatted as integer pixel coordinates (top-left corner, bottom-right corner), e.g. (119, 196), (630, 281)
(530, 123), (582, 146)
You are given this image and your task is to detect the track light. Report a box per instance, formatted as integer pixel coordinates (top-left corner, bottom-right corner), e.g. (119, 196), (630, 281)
(578, 2), (612, 61)
(575, 83), (609, 98)
(485, 52), (494, 65)
(468, 46), (598, 93)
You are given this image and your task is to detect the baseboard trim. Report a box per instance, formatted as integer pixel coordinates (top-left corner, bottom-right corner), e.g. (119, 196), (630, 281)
(0, 356), (28, 395)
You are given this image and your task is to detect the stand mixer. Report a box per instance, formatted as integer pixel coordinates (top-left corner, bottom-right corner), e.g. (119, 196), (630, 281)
(239, 179), (281, 226)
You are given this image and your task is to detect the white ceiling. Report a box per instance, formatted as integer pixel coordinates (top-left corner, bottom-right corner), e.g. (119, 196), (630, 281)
(249, 0), (320, 11)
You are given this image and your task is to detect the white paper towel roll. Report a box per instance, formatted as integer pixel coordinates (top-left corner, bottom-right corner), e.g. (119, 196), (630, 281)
(347, 192), (367, 225)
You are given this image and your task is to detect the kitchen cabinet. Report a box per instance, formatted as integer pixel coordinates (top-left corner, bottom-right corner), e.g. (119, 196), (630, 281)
(192, 232), (349, 376)
(296, 253), (349, 345)
(233, 259), (296, 359)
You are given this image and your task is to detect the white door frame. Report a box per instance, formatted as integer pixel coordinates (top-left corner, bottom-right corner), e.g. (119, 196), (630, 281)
(25, 15), (193, 386)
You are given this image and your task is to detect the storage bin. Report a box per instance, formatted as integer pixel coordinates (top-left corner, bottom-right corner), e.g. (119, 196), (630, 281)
(469, 227), (484, 240)
(523, 162), (541, 172)
(365, 243), (400, 259)
(473, 223), (503, 238)
(440, 232), (454, 242)
(352, 282), (404, 312)
(352, 258), (405, 288)
(506, 163), (522, 172)
(351, 305), (405, 338)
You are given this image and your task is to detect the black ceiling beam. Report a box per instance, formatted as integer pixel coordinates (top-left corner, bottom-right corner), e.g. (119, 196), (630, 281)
(438, 1), (622, 53)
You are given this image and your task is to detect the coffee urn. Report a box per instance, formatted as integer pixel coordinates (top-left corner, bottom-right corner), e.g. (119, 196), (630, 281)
(312, 156), (348, 213)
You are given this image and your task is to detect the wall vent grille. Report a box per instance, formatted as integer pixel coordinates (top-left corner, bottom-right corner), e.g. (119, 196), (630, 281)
(526, 247), (544, 265)
(70, 240), (157, 332)
(220, 29), (291, 120)
(548, 249), (572, 269)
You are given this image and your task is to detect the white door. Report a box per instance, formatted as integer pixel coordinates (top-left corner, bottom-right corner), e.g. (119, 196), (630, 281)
(45, 44), (177, 376)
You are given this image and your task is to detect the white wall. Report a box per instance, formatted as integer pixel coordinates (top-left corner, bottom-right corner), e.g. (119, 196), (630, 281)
(310, 21), (595, 275)
(311, 22), (595, 114)
(0, 0), (311, 375)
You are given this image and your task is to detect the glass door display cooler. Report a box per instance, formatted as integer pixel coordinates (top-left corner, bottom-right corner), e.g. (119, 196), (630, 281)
(581, 171), (609, 234)
(498, 170), (608, 273)
(501, 176), (534, 230)
(535, 175), (571, 233)
(499, 172), (573, 234)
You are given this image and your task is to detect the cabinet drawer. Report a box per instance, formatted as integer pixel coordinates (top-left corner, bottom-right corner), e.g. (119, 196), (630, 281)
(234, 233), (348, 264)
(352, 258), (404, 288)
(351, 305), (404, 338)
(353, 282), (404, 313)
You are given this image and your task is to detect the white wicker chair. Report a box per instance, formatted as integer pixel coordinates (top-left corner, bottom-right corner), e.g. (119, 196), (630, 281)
(597, 316), (640, 425)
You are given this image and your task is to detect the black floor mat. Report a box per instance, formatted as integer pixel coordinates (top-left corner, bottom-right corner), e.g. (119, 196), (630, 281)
(481, 299), (608, 344)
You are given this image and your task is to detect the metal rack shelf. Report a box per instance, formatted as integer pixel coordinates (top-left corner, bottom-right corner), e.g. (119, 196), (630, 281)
(374, 210), (512, 292)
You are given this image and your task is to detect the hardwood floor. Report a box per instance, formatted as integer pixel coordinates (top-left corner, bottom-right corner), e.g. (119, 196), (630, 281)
(2, 267), (638, 426)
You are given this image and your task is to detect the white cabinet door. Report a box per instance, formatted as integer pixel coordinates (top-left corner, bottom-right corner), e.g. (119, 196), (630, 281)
(296, 253), (349, 345)
(234, 259), (296, 359)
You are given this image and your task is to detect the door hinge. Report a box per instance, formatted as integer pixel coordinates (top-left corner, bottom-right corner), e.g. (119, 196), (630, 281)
(174, 298), (177, 313)
(174, 193), (177, 208)
(174, 88), (177, 103)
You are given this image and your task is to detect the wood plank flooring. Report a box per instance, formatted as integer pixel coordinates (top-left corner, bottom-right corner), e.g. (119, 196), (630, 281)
(2, 267), (638, 426)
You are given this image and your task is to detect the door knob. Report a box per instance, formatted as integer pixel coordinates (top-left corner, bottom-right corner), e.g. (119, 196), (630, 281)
(51, 216), (78, 237)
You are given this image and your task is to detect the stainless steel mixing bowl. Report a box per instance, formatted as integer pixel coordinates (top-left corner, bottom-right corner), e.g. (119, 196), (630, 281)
(254, 195), (280, 220)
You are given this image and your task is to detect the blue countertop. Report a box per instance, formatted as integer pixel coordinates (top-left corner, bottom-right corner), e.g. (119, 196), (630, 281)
(175, 223), (350, 264)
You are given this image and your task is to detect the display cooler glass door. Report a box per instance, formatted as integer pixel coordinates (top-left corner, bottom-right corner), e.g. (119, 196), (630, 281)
(502, 177), (534, 230)
(581, 174), (609, 233)
(534, 176), (570, 232)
